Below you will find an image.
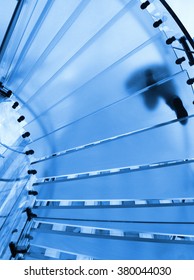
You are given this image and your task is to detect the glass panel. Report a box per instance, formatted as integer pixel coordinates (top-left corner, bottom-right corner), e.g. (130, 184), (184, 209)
(34, 163), (194, 200)
(29, 231), (194, 259)
(31, 117), (194, 177)
(35, 218), (194, 235)
(33, 204), (194, 223)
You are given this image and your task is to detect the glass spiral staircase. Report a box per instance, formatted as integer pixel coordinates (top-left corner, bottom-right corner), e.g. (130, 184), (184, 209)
(0, 0), (194, 260)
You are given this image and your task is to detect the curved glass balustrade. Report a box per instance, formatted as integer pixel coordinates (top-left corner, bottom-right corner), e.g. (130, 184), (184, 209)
(0, 0), (194, 260)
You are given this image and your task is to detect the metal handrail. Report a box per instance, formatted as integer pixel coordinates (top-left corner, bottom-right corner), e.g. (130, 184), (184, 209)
(0, 0), (24, 64)
(159, 0), (194, 50)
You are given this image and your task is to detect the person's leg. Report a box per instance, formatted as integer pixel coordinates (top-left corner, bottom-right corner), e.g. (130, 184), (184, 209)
(166, 96), (188, 125)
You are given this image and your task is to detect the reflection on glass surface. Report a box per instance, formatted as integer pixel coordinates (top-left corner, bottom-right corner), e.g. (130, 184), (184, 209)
(0, 0), (194, 260)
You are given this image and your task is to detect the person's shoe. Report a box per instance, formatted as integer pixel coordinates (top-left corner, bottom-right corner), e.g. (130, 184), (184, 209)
(173, 97), (188, 125)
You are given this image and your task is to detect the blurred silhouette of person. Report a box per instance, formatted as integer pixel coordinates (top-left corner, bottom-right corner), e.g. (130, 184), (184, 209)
(126, 64), (188, 125)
